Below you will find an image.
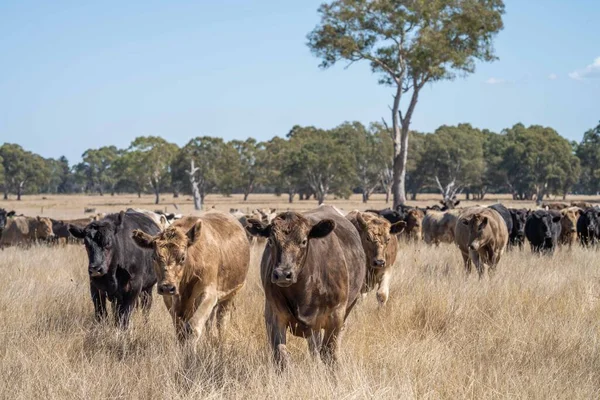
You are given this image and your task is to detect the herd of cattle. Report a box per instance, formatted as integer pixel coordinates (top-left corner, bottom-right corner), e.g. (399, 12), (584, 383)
(0, 199), (598, 370)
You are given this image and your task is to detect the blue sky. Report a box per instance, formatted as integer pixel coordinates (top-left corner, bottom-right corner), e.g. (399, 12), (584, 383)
(0, 0), (598, 164)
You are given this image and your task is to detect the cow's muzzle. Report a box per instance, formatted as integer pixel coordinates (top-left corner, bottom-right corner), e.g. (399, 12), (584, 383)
(372, 259), (386, 268)
(272, 267), (294, 287)
(88, 264), (105, 277)
(157, 283), (177, 295)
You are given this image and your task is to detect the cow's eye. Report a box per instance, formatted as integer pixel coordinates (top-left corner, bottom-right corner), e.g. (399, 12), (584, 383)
(267, 237), (274, 246)
(178, 253), (186, 264)
(301, 239), (308, 247)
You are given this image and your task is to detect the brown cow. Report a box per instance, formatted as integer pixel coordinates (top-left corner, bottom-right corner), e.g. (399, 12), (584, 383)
(0, 216), (54, 247)
(403, 208), (425, 241)
(455, 207), (509, 278)
(346, 211), (405, 305)
(559, 207), (581, 248)
(132, 212), (250, 346)
(246, 205), (366, 369)
(571, 201), (593, 209)
(422, 210), (462, 245)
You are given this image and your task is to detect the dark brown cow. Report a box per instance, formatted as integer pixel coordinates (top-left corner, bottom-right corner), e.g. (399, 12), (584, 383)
(346, 211), (404, 305)
(403, 208), (425, 241)
(132, 212), (250, 346)
(246, 205), (365, 369)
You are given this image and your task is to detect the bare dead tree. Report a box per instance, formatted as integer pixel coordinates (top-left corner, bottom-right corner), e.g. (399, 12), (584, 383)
(186, 159), (202, 211)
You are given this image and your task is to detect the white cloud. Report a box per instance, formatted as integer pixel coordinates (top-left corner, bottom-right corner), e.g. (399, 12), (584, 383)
(569, 57), (600, 80)
(485, 77), (508, 85)
(548, 73), (558, 80)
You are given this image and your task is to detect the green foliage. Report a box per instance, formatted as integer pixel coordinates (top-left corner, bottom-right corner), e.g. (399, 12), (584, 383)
(0, 143), (49, 199)
(575, 122), (600, 194)
(75, 146), (120, 195)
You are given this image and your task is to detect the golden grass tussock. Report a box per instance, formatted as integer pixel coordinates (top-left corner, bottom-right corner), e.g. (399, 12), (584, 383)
(1, 237), (600, 399)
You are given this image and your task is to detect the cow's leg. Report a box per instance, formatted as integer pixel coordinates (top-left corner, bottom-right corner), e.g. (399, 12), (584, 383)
(115, 290), (138, 329)
(470, 250), (484, 279)
(90, 283), (107, 322)
(215, 299), (234, 342)
(182, 291), (218, 346)
(139, 287), (153, 317)
(265, 303), (290, 370)
(461, 251), (472, 275)
(376, 269), (391, 306)
(320, 311), (344, 368)
(307, 330), (322, 359)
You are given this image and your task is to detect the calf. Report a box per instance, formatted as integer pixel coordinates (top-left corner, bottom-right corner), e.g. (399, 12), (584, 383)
(455, 207), (509, 278)
(422, 210), (461, 245)
(559, 207), (581, 248)
(508, 208), (529, 249)
(346, 211), (405, 305)
(0, 216), (54, 247)
(69, 210), (160, 328)
(132, 213), (249, 346)
(577, 208), (600, 247)
(246, 205), (365, 369)
(525, 210), (562, 254)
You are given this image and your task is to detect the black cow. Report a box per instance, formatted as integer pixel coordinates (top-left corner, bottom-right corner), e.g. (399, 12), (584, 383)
(365, 208), (404, 225)
(489, 204), (513, 245)
(577, 208), (600, 247)
(0, 209), (16, 236)
(508, 208), (529, 248)
(525, 210), (562, 254)
(69, 210), (160, 328)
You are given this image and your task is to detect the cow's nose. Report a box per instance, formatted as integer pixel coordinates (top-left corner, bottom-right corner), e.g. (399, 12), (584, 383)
(158, 284), (176, 295)
(372, 259), (385, 268)
(272, 270), (293, 281)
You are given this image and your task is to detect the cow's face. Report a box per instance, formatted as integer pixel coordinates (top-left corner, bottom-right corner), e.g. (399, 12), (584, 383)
(440, 198), (460, 211)
(70, 221), (117, 277)
(356, 212), (404, 268)
(35, 217), (54, 240)
(510, 209), (529, 239)
(132, 226), (189, 296)
(405, 209), (424, 239)
(0, 209), (15, 233)
(246, 212), (335, 287)
(462, 214), (489, 251)
(583, 209), (600, 235)
(561, 209), (580, 235)
(531, 212), (561, 244)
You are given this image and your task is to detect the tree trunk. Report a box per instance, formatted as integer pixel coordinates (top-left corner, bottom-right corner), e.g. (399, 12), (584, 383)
(411, 192), (417, 201)
(362, 191), (368, 203)
(385, 186), (391, 204)
(288, 192), (295, 203)
(17, 186), (22, 201)
(317, 192), (325, 205)
(137, 191), (141, 198)
(243, 191), (249, 201)
(154, 188), (160, 205)
(3, 190), (7, 200)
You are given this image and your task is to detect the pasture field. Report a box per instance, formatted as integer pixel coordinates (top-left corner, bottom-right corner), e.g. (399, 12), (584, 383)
(2, 194), (600, 399)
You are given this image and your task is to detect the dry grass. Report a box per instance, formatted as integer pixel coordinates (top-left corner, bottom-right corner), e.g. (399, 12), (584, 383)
(2, 194), (600, 399)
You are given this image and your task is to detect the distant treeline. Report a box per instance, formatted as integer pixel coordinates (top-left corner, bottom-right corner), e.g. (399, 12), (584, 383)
(1, 121), (599, 208)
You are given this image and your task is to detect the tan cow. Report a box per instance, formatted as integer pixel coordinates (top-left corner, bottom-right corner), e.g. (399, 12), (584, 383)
(246, 205), (366, 369)
(132, 212), (250, 346)
(559, 207), (581, 248)
(403, 208), (425, 241)
(0, 216), (54, 247)
(346, 211), (405, 305)
(422, 209), (462, 245)
(455, 207), (509, 278)
(542, 202), (569, 210)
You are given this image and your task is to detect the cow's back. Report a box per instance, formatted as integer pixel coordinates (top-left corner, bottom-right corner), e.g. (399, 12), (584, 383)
(0, 217), (29, 246)
(489, 204), (513, 235)
(304, 206), (366, 307)
(194, 212), (250, 293)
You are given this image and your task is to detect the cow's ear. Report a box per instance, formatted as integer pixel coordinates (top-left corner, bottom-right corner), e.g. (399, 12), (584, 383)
(186, 221), (203, 246)
(578, 209), (584, 216)
(552, 215), (562, 223)
(246, 218), (270, 238)
(309, 219), (335, 239)
(116, 210), (125, 227)
(159, 215), (168, 227)
(461, 219), (469, 225)
(270, 208), (277, 214)
(68, 225), (85, 239)
(7, 211), (15, 217)
(454, 200), (461, 207)
(132, 229), (154, 249)
(479, 217), (489, 230)
(356, 212), (368, 231)
(390, 221), (406, 234)
(37, 216), (41, 221)
(439, 200), (445, 205)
